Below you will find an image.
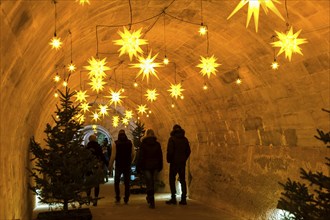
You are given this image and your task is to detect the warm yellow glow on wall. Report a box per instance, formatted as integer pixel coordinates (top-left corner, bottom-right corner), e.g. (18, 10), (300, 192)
(145, 89), (158, 102)
(131, 51), (162, 82)
(113, 27), (148, 61)
(197, 55), (221, 78)
(227, 0), (284, 32)
(168, 83), (184, 99)
(271, 27), (307, 61)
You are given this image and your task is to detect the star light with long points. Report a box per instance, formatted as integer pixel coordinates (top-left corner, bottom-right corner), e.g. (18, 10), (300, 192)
(106, 88), (125, 107)
(122, 117), (129, 125)
(197, 55), (221, 78)
(130, 51), (162, 82)
(80, 102), (91, 113)
(76, 113), (85, 124)
(98, 104), (109, 117)
(68, 63), (76, 72)
(227, 0), (284, 32)
(271, 27), (307, 61)
(124, 110), (133, 119)
(168, 83), (184, 99)
(84, 57), (110, 79)
(49, 36), (62, 50)
(137, 104), (148, 115)
(145, 89), (158, 102)
(75, 90), (89, 102)
(91, 111), (100, 122)
(89, 77), (106, 93)
(113, 27), (148, 61)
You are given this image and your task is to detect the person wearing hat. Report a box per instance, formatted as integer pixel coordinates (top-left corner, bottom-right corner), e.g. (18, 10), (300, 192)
(165, 124), (191, 205)
(108, 129), (134, 204)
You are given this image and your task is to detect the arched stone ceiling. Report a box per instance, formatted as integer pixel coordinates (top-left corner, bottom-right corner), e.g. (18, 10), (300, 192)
(0, 1), (329, 219)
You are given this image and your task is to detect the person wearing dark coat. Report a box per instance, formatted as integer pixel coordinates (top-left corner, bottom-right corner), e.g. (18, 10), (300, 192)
(166, 124), (191, 205)
(137, 129), (163, 209)
(86, 134), (107, 206)
(108, 129), (134, 204)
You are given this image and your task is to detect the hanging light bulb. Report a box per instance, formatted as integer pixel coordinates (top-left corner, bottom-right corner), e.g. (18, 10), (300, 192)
(49, 36), (62, 50)
(203, 83), (208, 90)
(62, 81), (68, 87)
(271, 59), (279, 70)
(68, 63), (76, 72)
(180, 95), (184, 100)
(133, 81), (138, 87)
(53, 74), (60, 82)
(54, 91), (59, 98)
(236, 78), (242, 84)
(199, 23), (207, 36)
(171, 103), (175, 108)
(163, 55), (169, 65)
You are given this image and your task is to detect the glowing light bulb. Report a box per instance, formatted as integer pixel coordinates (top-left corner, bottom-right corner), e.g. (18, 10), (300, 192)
(236, 78), (242, 84)
(54, 75), (60, 82)
(163, 56), (169, 65)
(49, 36), (62, 50)
(54, 92), (59, 98)
(271, 60), (279, 70)
(62, 81), (68, 87)
(199, 24), (207, 36)
(171, 103), (175, 108)
(203, 84), (208, 90)
(133, 82), (138, 87)
(68, 63), (76, 72)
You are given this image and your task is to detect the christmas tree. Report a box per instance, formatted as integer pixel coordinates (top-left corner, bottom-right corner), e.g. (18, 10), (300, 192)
(130, 120), (146, 194)
(278, 109), (330, 220)
(29, 88), (103, 212)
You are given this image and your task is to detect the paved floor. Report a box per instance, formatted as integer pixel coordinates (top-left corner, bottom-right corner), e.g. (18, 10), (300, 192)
(34, 180), (241, 220)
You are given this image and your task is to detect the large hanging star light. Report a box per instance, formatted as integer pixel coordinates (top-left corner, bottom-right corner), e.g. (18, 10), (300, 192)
(106, 88), (125, 107)
(75, 90), (89, 102)
(168, 83), (184, 99)
(84, 57), (110, 79)
(145, 89), (158, 102)
(227, 0), (284, 32)
(124, 110), (133, 119)
(130, 51), (162, 82)
(271, 27), (307, 61)
(49, 36), (62, 50)
(137, 104), (148, 115)
(89, 77), (106, 93)
(113, 27), (148, 61)
(80, 102), (91, 113)
(98, 104), (109, 117)
(197, 55), (221, 78)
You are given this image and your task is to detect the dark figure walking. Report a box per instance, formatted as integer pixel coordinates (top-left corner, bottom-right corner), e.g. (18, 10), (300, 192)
(166, 124), (191, 205)
(86, 134), (107, 206)
(109, 130), (134, 204)
(137, 129), (163, 209)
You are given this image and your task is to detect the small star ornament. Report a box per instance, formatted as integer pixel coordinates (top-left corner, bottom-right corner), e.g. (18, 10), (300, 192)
(197, 55), (221, 78)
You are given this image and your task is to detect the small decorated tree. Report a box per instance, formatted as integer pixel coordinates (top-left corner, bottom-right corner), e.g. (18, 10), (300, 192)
(29, 88), (103, 212)
(278, 109), (330, 220)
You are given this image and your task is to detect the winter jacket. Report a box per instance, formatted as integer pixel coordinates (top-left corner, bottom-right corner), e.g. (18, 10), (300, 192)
(86, 140), (107, 165)
(166, 128), (191, 166)
(137, 136), (163, 171)
(114, 133), (133, 169)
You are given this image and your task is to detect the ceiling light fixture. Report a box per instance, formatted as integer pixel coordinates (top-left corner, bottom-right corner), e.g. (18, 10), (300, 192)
(49, 1), (62, 50)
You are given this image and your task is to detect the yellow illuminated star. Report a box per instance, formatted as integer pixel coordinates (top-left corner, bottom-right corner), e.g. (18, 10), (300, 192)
(137, 104), (148, 115)
(130, 51), (162, 82)
(49, 36), (62, 50)
(76, 0), (90, 6)
(145, 89), (158, 102)
(53, 75), (60, 82)
(227, 0), (284, 32)
(168, 83), (184, 99)
(75, 90), (89, 102)
(89, 77), (106, 93)
(112, 116), (120, 127)
(197, 55), (221, 78)
(124, 110), (133, 119)
(80, 102), (91, 113)
(199, 25), (207, 36)
(122, 117), (129, 125)
(68, 63), (76, 72)
(106, 88), (125, 107)
(271, 61), (279, 70)
(84, 57), (110, 79)
(91, 111), (100, 122)
(98, 104), (109, 117)
(271, 27), (307, 61)
(113, 27), (148, 61)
